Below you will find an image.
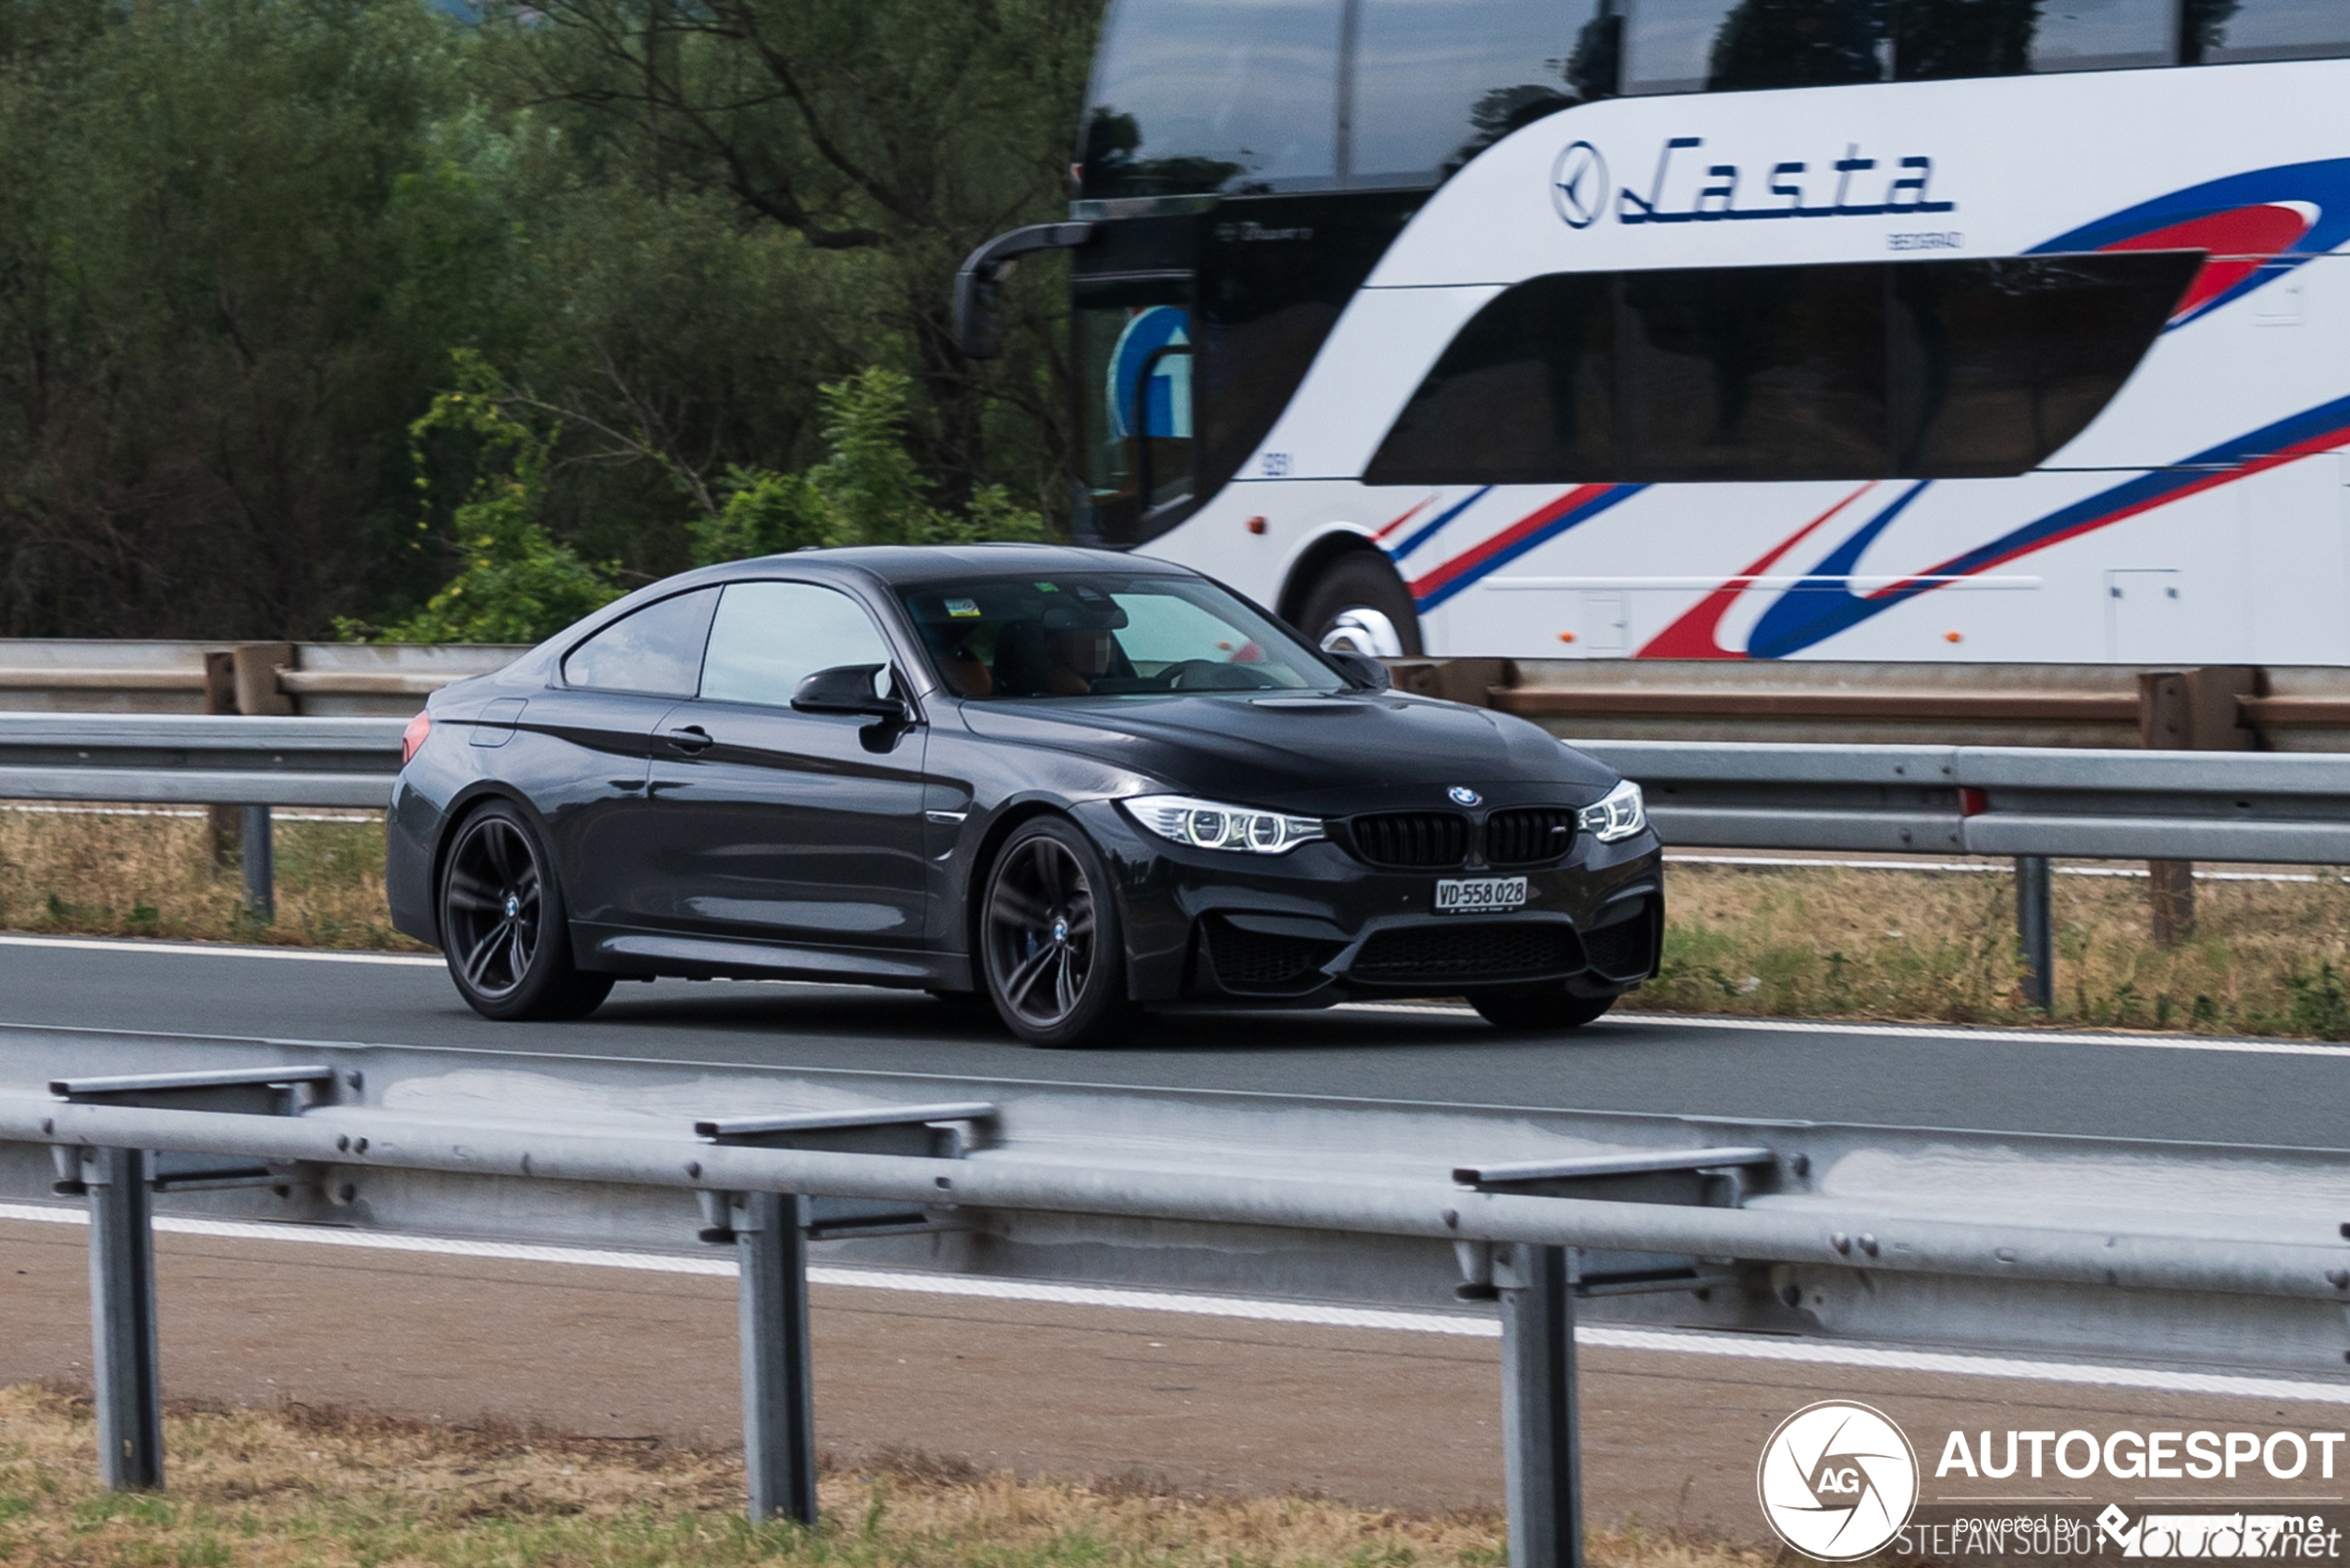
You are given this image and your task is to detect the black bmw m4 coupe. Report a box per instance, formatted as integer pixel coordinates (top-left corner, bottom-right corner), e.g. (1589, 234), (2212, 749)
(385, 544), (1661, 1047)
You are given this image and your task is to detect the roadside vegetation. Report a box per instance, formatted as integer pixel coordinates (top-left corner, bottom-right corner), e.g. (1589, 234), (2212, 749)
(0, 0), (1088, 645)
(0, 1386), (1761, 1568)
(6, 809), (2350, 1040)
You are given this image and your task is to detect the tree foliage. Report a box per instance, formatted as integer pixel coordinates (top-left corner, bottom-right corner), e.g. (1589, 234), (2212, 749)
(0, 0), (1098, 638)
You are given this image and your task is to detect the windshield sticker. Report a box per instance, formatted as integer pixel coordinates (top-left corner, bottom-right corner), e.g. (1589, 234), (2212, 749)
(945, 598), (981, 618)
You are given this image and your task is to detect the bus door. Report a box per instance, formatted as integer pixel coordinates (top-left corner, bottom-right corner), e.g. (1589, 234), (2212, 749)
(1075, 276), (1194, 545)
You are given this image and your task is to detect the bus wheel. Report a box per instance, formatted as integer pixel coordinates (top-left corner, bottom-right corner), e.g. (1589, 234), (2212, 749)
(1296, 551), (1423, 658)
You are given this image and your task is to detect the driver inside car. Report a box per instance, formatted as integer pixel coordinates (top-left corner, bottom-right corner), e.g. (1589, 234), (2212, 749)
(1044, 625), (1116, 694)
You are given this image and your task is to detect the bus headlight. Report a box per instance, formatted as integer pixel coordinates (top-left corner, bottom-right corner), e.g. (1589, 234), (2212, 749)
(1124, 795), (1326, 855)
(1578, 780), (1647, 843)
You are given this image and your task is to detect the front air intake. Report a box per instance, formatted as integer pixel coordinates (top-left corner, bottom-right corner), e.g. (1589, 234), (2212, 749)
(1485, 808), (1577, 867)
(1344, 812), (1469, 870)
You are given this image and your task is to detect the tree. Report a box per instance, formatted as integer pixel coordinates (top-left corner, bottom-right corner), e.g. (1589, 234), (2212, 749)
(370, 353), (621, 645)
(476, 0), (1100, 518)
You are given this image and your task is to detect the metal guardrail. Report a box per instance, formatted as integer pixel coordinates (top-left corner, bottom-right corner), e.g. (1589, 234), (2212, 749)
(1572, 740), (2350, 862)
(0, 714), (406, 809)
(8, 715), (2347, 862)
(5, 1029), (2350, 1554)
(0, 640), (521, 717)
(6, 713), (2350, 982)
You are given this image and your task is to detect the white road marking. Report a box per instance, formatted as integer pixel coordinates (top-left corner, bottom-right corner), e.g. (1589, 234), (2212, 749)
(1337, 1001), (2350, 1058)
(5, 1201), (2344, 1405)
(0, 934), (441, 967)
(1665, 853), (2335, 884)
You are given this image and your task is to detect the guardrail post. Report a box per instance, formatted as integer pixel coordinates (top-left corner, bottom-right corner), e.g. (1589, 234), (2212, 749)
(2016, 856), (2054, 1011)
(1496, 1242), (1581, 1568)
(241, 805), (273, 921)
(734, 1191), (817, 1525)
(693, 1102), (996, 1526)
(83, 1147), (164, 1489)
(1458, 1148), (1775, 1568)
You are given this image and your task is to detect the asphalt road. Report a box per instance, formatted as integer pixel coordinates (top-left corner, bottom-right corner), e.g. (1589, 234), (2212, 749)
(3, 933), (2345, 1147)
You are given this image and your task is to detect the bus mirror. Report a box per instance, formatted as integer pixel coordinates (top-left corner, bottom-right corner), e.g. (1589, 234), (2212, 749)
(955, 222), (1094, 359)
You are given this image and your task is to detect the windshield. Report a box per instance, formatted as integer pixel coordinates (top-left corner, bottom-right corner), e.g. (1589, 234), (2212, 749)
(898, 572), (1345, 699)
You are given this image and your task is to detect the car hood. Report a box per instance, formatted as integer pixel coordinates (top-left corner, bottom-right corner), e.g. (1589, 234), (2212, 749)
(955, 691), (1618, 809)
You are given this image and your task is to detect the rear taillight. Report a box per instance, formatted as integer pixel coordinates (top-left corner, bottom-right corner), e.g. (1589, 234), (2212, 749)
(401, 710), (431, 766)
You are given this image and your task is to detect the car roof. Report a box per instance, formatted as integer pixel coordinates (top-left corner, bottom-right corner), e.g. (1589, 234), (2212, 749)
(726, 543), (1204, 586)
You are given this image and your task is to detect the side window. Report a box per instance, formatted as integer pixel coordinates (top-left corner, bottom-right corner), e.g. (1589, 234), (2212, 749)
(2190, 0), (2350, 61)
(1350, 0), (1599, 184)
(1623, 0), (1888, 94)
(1078, 0), (1342, 201)
(560, 588), (720, 696)
(2024, 0), (2176, 70)
(1365, 253), (2200, 485)
(699, 581), (895, 708)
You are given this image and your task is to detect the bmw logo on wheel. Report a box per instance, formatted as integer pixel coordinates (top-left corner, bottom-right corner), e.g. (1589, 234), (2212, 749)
(1448, 786), (1482, 807)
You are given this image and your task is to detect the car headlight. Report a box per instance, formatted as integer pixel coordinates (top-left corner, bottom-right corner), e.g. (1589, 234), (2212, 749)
(1123, 795), (1326, 855)
(1578, 779), (1647, 844)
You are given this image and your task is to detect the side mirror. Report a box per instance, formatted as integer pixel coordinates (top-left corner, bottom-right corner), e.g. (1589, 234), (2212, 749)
(954, 222), (1093, 359)
(792, 664), (910, 722)
(1327, 650), (1391, 692)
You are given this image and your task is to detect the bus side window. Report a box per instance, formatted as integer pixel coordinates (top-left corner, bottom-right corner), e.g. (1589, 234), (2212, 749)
(2025, 0), (2177, 71)
(1623, 0), (1889, 94)
(1364, 253), (2202, 486)
(2189, 0), (2350, 62)
(1349, 0), (1613, 184)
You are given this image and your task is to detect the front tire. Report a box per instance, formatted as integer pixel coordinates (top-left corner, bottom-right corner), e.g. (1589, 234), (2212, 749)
(1470, 988), (1617, 1031)
(1295, 551), (1424, 658)
(438, 800), (614, 1022)
(980, 818), (1143, 1048)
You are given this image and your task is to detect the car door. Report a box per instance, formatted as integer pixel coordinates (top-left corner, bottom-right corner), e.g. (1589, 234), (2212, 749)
(640, 579), (931, 955)
(521, 586), (721, 933)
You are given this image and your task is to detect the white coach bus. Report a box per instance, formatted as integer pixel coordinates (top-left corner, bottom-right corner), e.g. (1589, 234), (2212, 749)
(959, 0), (2350, 664)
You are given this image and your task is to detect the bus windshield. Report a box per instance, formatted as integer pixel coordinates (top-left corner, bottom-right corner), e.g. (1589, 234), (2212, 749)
(897, 573), (1344, 699)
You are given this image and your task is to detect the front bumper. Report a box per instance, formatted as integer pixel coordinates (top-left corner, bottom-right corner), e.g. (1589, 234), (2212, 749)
(1074, 800), (1664, 1006)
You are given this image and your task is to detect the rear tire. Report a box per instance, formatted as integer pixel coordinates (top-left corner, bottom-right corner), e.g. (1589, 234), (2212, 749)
(1470, 988), (1617, 1031)
(438, 799), (614, 1022)
(1295, 550), (1424, 658)
(980, 818), (1143, 1048)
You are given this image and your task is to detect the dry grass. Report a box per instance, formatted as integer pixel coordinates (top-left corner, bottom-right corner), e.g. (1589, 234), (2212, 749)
(1637, 860), (2350, 1038)
(0, 808), (423, 952)
(0, 1386), (1765, 1568)
(9, 807), (2350, 1040)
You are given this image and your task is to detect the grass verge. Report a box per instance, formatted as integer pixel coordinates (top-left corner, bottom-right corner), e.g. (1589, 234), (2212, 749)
(1637, 860), (2350, 1037)
(0, 808), (422, 952)
(8, 807), (2350, 1039)
(0, 1387), (1759, 1568)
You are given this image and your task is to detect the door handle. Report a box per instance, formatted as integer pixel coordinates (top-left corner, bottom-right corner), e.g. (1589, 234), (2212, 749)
(665, 724), (714, 755)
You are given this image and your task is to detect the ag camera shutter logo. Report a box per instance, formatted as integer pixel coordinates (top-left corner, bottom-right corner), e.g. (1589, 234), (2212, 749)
(1757, 1401), (1920, 1561)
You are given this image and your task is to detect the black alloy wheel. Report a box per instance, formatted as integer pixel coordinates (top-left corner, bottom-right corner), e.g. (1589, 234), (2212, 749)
(439, 800), (614, 1021)
(981, 818), (1142, 1048)
(1470, 987), (1617, 1031)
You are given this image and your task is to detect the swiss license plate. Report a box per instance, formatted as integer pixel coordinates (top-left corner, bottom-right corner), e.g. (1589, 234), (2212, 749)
(1435, 876), (1528, 915)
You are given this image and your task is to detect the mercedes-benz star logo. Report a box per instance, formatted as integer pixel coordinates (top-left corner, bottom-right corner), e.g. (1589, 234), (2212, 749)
(1551, 141), (1607, 229)
(1448, 786), (1481, 807)
(1756, 1401), (1919, 1561)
